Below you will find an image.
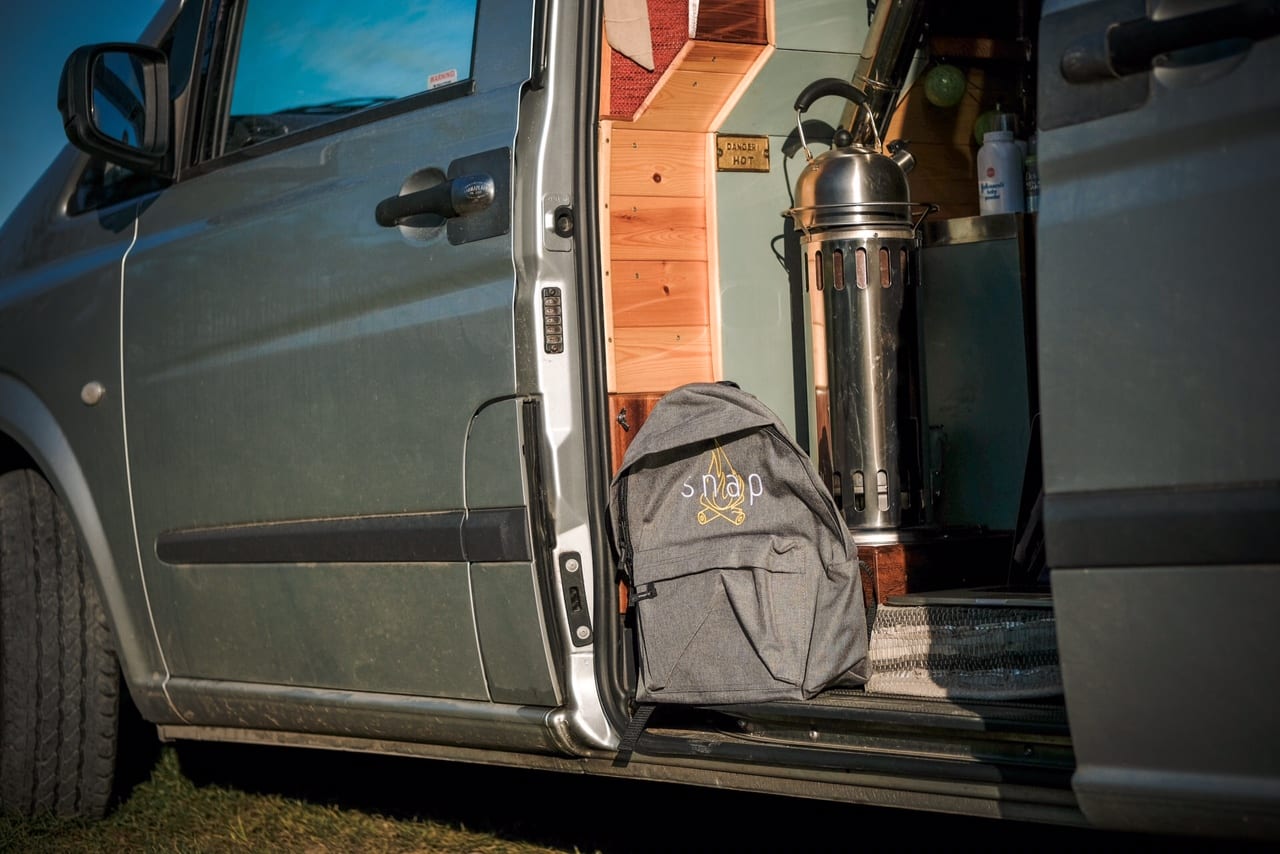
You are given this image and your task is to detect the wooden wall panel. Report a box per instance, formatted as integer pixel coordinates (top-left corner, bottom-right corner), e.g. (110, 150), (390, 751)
(885, 67), (1020, 221)
(702, 133), (724, 380)
(857, 534), (1014, 606)
(610, 195), (708, 261)
(600, 2), (770, 405)
(886, 76), (987, 148)
(599, 122), (618, 392)
(681, 41), (765, 76)
(631, 70), (743, 132)
(613, 326), (713, 391)
(605, 0), (692, 120)
(611, 260), (710, 327)
(695, 0), (769, 44)
(599, 33), (612, 119)
(906, 141), (980, 220)
(609, 129), (707, 198)
(608, 392), (665, 474)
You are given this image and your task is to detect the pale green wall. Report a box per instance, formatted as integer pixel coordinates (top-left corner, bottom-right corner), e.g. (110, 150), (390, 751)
(714, 1), (872, 435)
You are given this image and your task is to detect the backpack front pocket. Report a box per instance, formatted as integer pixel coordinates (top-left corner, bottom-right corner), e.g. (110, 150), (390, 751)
(631, 535), (812, 703)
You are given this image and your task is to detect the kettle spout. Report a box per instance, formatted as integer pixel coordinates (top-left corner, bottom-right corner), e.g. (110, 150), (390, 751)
(888, 139), (915, 174)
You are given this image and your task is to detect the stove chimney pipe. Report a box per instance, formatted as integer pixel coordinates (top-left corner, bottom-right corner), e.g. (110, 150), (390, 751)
(844, 0), (929, 148)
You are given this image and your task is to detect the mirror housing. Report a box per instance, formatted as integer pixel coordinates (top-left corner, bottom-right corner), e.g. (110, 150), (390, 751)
(59, 43), (170, 174)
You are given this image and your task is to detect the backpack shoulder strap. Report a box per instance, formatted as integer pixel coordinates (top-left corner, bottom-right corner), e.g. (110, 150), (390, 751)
(611, 702), (658, 768)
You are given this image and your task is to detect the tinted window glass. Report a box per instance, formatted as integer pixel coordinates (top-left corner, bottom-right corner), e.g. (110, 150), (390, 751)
(223, 0), (478, 153)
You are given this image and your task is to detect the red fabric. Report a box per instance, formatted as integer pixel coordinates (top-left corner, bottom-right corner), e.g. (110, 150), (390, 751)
(609, 0), (690, 119)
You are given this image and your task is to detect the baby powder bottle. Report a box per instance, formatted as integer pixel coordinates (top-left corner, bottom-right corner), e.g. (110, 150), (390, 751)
(977, 130), (1024, 214)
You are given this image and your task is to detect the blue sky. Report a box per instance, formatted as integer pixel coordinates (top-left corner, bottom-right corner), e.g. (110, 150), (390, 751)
(0, 2), (164, 227)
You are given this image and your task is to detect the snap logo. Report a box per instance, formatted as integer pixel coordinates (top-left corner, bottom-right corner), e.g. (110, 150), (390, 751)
(681, 441), (764, 526)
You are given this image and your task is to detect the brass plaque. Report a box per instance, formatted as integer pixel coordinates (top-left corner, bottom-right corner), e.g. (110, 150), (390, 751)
(716, 134), (770, 173)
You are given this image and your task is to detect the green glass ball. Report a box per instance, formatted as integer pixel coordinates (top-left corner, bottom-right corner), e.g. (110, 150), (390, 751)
(923, 64), (966, 108)
(973, 109), (1001, 145)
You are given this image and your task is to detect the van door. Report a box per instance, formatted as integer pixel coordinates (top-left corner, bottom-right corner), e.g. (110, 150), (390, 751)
(1037, 0), (1280, 837)
(122, 0), (560, 711)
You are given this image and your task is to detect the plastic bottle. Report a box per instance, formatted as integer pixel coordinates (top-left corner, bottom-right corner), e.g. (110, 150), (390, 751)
(977, 130), (1024, 214)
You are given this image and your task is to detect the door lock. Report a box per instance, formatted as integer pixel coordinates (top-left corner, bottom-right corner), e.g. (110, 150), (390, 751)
(552, 205), (575, 238)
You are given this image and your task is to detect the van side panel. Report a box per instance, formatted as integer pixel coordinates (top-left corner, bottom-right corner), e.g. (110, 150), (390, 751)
(0, 188), (174, 719)
(1055, 566), (1280, 838)
(1038, 0), (1280, 837)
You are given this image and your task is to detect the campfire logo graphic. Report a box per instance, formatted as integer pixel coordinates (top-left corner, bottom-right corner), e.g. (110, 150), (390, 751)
(696, 442), (747, 526)
(679, 441), (765, 527)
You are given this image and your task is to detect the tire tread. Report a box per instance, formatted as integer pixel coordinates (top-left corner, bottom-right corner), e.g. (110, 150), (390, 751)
(0, 469), (119, 819)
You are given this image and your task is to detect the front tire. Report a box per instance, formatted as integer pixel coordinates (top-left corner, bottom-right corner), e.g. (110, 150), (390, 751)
(0, 469), (120, 818)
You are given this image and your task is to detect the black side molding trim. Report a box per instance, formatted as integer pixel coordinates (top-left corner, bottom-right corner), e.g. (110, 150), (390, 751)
(157, 507), (529, 565)
(461, 506), (532, 563)
(633, 731), (1075, 791)
(1045, 482), (1280, 568)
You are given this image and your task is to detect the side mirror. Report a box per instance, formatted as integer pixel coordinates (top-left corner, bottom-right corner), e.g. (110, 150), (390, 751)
(59, 43), (170, 174)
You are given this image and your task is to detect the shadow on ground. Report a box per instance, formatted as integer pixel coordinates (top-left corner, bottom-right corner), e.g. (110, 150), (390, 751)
(168, 740), (1274, 853)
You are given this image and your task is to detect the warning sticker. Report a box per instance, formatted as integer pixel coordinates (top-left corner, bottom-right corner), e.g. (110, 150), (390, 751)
(428, 69), (459, 90)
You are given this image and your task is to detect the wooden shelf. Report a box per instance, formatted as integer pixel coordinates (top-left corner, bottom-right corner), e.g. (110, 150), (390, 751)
(928, 35), (1028, 63)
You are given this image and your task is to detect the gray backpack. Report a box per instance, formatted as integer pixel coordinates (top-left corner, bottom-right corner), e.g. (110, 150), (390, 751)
(610, 382), (869, 704)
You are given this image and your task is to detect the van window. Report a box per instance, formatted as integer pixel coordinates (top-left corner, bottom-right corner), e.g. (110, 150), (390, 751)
(221, 0), (479, 154)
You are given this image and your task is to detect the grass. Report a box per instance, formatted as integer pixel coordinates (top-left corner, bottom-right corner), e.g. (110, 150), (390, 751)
(6, 737), (1271, 853)
(0, 746), (573, 854)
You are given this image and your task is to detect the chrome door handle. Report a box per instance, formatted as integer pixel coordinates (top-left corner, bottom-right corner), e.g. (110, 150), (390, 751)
(1061, 0), (1280, 83)
(375, 173), (496, 227)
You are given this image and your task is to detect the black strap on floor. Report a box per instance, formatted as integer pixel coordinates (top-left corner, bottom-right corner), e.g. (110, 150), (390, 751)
(612, 703), (657, 768)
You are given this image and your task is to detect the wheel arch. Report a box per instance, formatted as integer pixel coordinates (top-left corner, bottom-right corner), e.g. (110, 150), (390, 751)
(0, 372), (172, 721)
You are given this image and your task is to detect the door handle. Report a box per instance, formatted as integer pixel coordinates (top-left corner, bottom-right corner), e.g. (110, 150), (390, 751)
(375, 173), (496, 227)
(1060, 0), (1280, 83)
